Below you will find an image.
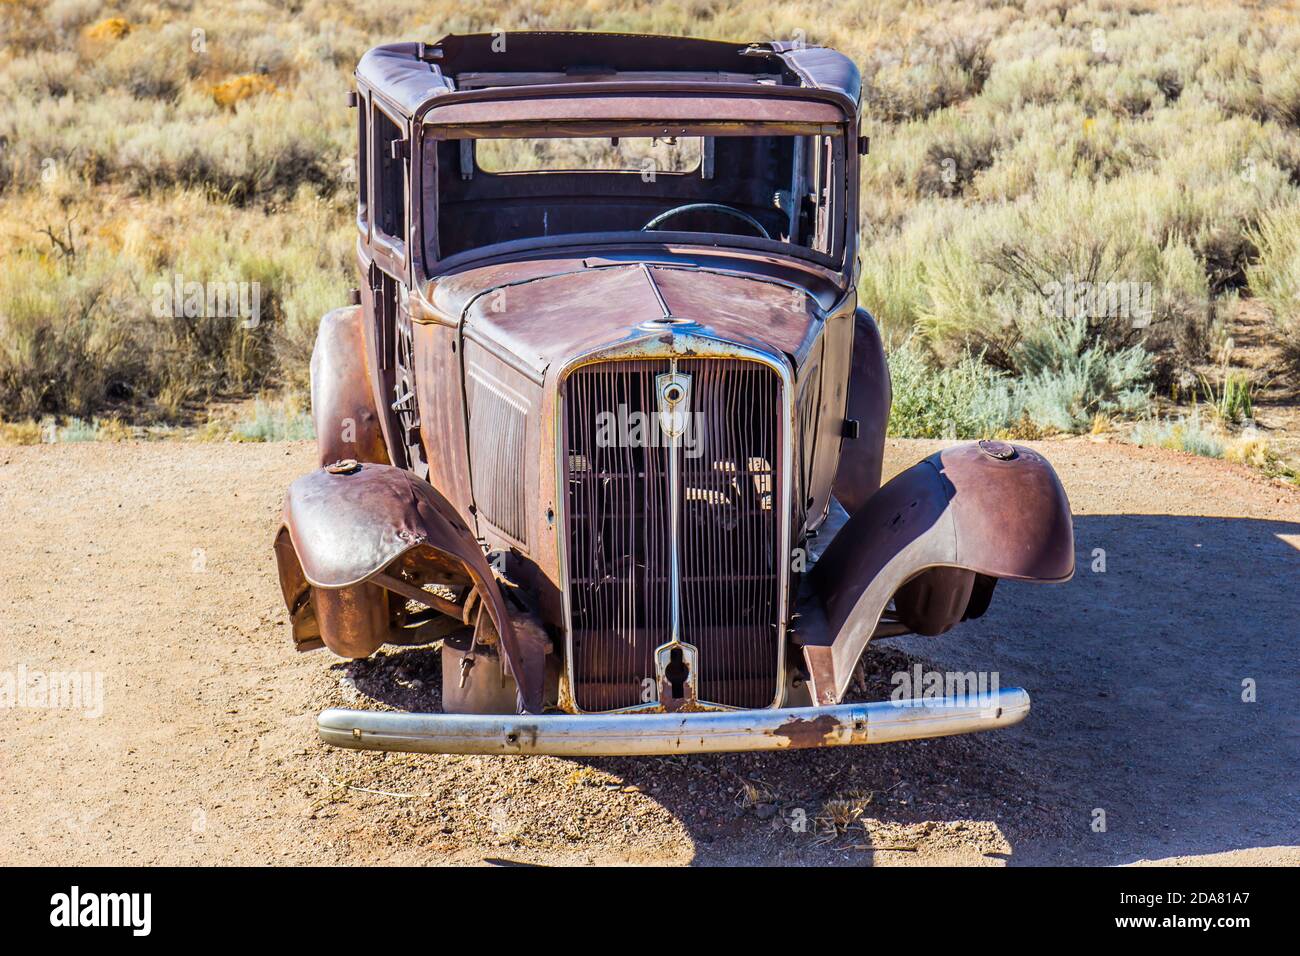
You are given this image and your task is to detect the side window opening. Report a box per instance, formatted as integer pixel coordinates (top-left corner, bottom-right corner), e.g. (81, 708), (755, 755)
(373, 107), (406, 246)
(357, 101), (368, 227)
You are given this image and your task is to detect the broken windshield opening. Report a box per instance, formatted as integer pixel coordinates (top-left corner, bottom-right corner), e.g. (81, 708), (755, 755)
(424, 125), (845, 267)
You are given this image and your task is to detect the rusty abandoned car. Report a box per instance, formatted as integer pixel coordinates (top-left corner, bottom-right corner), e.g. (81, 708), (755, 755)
(272, 32), (1076, 757)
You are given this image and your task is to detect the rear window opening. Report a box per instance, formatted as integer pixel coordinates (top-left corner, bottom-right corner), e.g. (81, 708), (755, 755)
(474, 136), (703, 174)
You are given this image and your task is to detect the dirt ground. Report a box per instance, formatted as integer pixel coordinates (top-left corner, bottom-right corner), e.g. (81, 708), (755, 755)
(0, 437), (1296, 866)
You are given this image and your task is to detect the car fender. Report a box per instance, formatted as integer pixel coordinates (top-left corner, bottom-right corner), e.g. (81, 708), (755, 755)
(803, 441), (1074, 704)
(311, 305), (390, 467)
(273, 462), (544, 713)
(831, 308), (891, 515)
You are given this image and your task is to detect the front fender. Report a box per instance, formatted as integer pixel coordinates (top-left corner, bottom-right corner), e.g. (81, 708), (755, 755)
(310, 305), (389, 467)
(803, 441), (1074, 704)
(272, 462), (544, 713)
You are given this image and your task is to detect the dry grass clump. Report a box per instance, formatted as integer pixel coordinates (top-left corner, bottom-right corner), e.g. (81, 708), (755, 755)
(1129, 411), (1297, 478)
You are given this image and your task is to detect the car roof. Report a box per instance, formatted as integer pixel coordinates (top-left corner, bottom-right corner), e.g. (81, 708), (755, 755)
(357, 32), (861, 121)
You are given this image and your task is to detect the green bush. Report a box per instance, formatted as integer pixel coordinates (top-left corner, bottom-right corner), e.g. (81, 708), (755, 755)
(230, 399), (315, 442)
(1130, 410), (1225, 458)
(886, 342), (1011, 439)
(887, 324), (1153, 439)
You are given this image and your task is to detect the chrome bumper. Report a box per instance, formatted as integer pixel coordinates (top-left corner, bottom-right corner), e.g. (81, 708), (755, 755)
(318, 687), (1030, 756)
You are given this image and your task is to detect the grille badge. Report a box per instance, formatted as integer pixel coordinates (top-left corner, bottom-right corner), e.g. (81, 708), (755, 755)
(655, 369), (693, 439)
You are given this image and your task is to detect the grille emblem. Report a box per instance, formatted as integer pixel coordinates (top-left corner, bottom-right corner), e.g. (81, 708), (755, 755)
(655, 370), (692, 439)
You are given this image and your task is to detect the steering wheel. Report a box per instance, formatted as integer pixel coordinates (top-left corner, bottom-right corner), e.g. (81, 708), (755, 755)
(641, 203), (771, 240)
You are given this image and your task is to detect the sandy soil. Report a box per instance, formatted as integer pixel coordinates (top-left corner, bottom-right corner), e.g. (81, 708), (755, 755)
(0, 438), (1296, 866)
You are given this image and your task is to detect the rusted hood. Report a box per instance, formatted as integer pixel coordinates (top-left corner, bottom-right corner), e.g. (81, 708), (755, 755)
(438, 261), (827, 376)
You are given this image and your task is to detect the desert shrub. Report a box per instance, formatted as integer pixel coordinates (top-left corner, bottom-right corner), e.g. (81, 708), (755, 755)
(5, 0), (1300, 429)
(980, 47), (1092, 111)
(0, 187), (352, 420)
(44, 0), (102, 36)
(886, 326), (1152, 439)
(1196, 224), (1257, 295)
(855, 1), (1300, 398)
(230, 398), (316, 442)
(0, 53), (348, 204)
(914, 127), (999, 197)
(90, 21), (199, 100)
(886, 341), (1012, 439)
(1130, 409), (1224, 458)
(0, 251), (140, 418)
(886, 168), (1236, 385)
(1199, 32), (1300, 129)
(276, 268), (351, 392)
(858, 202), (968, 341)
(862, 32), (992, 122)
(1007, 315), (1154, 432)
(1246, 210), (1300, 378)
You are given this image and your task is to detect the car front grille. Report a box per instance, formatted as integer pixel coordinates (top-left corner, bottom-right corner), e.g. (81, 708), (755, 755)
(563, 358), (783, 711)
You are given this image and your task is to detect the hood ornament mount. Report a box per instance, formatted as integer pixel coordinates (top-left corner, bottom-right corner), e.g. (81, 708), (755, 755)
(636, 262), (699, 332)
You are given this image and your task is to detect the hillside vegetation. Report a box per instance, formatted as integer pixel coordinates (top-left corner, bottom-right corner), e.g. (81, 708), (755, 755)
(1, 0), (1298, 456)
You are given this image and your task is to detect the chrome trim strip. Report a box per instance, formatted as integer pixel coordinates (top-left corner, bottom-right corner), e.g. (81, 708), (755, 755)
(664, 361), (683, 645)
(317, 688), (1031, 756)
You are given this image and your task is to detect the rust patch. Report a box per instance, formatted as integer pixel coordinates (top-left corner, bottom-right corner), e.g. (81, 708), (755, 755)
(771, 713), (840, 749)
(658, 674), (704, 713)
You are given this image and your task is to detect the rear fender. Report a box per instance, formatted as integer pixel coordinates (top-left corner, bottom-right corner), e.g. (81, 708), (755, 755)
(273, 462), (544, 714)
(311, 305), (389, 467)
(804, 441), (1074, 704)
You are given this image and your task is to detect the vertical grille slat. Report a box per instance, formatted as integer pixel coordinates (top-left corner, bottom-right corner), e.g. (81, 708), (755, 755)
(564, 359), (782, 711)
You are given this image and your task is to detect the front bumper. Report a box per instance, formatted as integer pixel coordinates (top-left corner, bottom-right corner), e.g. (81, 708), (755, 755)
(318, 687), (1030, 756)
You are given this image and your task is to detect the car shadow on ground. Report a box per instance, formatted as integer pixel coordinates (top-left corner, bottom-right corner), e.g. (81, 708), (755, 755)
(329, 513), (1299, 866)
(885, 512), (1300, 865)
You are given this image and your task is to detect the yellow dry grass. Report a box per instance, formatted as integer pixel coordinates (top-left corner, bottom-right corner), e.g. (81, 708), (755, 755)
(210, 73), (277, 109)
(83, 17), (132, 43)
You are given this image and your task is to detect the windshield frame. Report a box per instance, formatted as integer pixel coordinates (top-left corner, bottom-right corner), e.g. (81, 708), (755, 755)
(418, 118), (850, 277)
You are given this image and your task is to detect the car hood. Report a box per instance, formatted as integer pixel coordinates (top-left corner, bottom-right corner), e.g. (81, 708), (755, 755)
(431, 259), (828, 378)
